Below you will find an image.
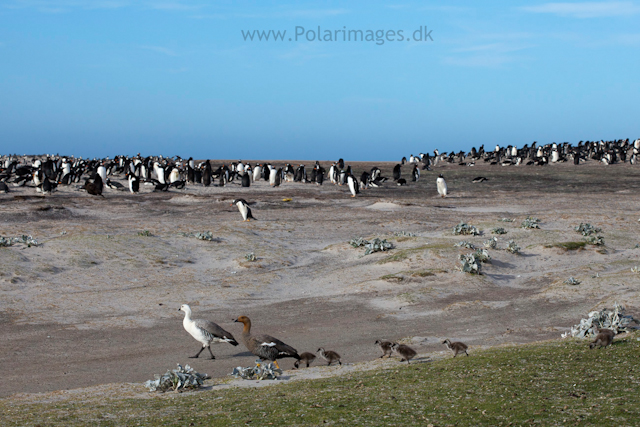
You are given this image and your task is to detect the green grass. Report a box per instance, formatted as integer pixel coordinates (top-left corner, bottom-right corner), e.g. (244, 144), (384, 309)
(545, 241), (587, 251)
(2, 337), (640, 426)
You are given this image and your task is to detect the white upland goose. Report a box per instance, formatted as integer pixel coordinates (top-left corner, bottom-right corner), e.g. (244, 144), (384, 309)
(179, 304), (238, 359)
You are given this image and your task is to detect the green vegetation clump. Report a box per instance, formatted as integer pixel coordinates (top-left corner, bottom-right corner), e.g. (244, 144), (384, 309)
(483, 237), (497, 249)
(506, 240), (521, 254)
(453, 222), (480, 236)
(3, 338), (640, 426)
(137, 230), (153, 237)
(574, 223), (602, 236)
(584, 235), (604, 246)
(491, 227), (507, 235)
(0, 235), (39, 247)
(244, 252), (257, 262)
(349, 237), (392, 255)
(521, 216), (541, 229)
(458, 253), (481, 274)
(454, 240), (475, 249)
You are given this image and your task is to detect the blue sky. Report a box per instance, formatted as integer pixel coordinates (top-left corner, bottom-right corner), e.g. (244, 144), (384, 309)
(1, 1), (639, 160)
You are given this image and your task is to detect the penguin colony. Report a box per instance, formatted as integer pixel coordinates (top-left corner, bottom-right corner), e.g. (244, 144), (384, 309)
(2, 137), (639, 199)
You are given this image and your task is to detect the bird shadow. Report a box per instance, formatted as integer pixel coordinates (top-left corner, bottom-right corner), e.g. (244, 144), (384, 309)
(232, 351), (255, 357)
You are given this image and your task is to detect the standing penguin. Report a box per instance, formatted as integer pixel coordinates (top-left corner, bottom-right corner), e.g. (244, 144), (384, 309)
(127, 172), (140, 193)
(231, 199), (256, 221)
(393, 164), (401, 181)
(241, 173), (251, 188)
(411, 163), (420, 181)
(202, 161), (212, 187)
(347, 172), (359, 197)
(436, 174), (447, 198)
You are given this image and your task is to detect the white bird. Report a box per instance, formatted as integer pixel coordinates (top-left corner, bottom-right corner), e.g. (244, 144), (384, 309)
(179, 304), (238, 359)
(436, 174), (447, 198)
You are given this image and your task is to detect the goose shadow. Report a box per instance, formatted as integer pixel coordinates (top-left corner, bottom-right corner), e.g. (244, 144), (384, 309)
(232, 351), (255, 357)
(490, 260), (516, 269)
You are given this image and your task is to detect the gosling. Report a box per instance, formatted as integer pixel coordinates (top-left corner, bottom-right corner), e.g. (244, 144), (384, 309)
(590, 329), (614, 349)
(293, 352), (316, 369)
(375, 340), (394, 359)
(317, 348), (342, 366)
(442, 339), (469, 357)
(391, 343), (417, 364)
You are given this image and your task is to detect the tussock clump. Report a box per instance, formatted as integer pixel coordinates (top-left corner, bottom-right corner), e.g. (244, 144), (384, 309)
(181, 231), (216, 241)
(231, 360), (282, 380)
(483, 237), (497, 249)
(506, 240), (521, 254)
(454, 240), (475, 249)
(564, 277), (581, 285)
(453, 222), (480, 236)
(521, 216), (540, 229)
(244, 252), (257, 262)
(574, 223), (602, 236)
(350, 237), (392, 255)
(458, 253), (481, 274)
(492, 227), (507, 235)
(584, 235), (604, 246)
(473, 248), (491, 263)
(0, 235), (40, 247)
(145, 364), (209, 392)
(562, 303), (639, 338)
(137, 230), (153, 237)
(393, 231), (417, 237)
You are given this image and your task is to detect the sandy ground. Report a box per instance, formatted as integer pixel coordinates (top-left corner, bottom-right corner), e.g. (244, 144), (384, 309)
(1, 160), (640, 399)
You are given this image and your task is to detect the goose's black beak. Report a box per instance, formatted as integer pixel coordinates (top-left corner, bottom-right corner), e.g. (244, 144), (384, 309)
(233, 318), (239, 322)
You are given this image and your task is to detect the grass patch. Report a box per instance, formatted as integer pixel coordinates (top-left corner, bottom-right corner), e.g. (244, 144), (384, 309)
(2, 337), (640, 426)
(376, 245), (439, 264)
(545, 241), (587, 251)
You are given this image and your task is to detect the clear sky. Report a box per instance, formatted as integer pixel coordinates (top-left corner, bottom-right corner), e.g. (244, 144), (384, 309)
(1, 1), (639, 161)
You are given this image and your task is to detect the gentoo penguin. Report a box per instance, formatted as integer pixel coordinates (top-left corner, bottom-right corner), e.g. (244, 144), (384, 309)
(269, 167), (278, 186)
(231, 199), (256, 221)
(202, 161), (212, 187)
(179, 304), (239, 359)
(411, 163), (420, 181)
(393, 164), (401, 181)
(241, 172), (251, 187)
(347, 172), (359, 197)
(436, 174), (447, 197)
(127, 172), (140, 193)
(396, 178), (407, 186)
(0, 181), (9, 193)
(253, 164), (262, 182)
(472, 176), (488, 183)
(274, 168), (282, 187)
(106, 178), (125, 190)
(169, 167), (180, 183)
(97, 164), (107, 184)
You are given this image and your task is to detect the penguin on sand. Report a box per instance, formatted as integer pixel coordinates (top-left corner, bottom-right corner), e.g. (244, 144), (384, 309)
(436, 174), (447, 198)
(347, 172), (359, 197)
(231, 199), (256, 221)
(241, 173), (251, 187)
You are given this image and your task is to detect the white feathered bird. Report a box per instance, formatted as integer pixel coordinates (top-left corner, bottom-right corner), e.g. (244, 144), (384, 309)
(179, 304), (239, 359)
(436, 174), (447, 198)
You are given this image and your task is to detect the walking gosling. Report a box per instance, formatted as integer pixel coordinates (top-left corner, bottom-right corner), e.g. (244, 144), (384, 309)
(375, 340), (394, 359)
(442, 339), (469, 357)
(317, 348), (342, 366)
(294, 352), (316, 369)
(391, 343), (417, 364)
(590, 329), (614, 349)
